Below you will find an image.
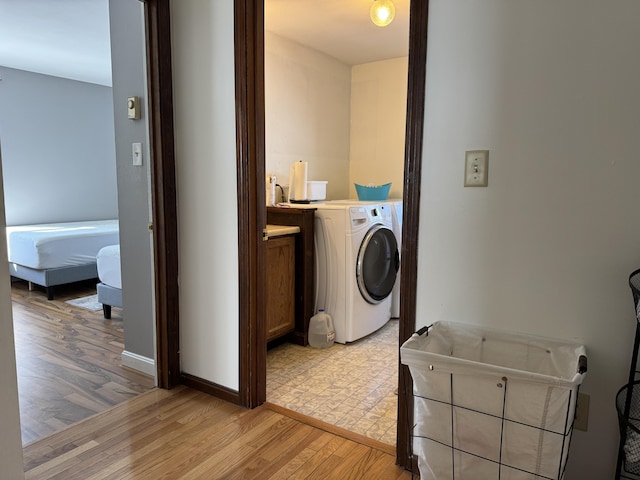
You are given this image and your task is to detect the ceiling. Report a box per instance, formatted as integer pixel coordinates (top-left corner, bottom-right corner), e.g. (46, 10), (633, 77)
(265, 0), (410, 65)
(0, 0), (113, 86)
(0, 0), (409, 87)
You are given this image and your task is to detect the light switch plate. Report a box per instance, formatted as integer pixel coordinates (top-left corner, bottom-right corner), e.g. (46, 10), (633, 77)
(132, 142), (143, 166)
(464, 150), (489, 187)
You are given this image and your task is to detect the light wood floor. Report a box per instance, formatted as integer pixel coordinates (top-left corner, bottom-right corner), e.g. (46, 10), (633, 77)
(23, 386), (415, 479)
(11, 280), (155, 444)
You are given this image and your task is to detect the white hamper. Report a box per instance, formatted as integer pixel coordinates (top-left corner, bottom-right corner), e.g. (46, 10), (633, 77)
(400, 321), (587, 480)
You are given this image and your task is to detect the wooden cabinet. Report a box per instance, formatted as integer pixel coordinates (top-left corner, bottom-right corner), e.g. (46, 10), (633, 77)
(265, 235), (296, 342)
(267, 207), (315, 345)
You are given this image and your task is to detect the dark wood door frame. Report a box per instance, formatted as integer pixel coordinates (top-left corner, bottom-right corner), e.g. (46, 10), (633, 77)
(235, 0), (268, 408)
(396, 0), (429, 468)
(141, 0), (181, 389)
(234, 0), (430, 468)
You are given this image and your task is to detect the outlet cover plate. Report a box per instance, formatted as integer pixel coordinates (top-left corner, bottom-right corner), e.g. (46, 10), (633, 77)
(464, 150), (489, 187)
(574, 392), (589, 431)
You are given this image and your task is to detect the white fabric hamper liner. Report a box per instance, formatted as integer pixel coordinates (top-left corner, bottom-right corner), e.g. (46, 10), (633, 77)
(400, 321), (587, 480)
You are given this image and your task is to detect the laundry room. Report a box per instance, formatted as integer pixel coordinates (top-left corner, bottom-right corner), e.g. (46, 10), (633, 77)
(264, 0), (409, 446)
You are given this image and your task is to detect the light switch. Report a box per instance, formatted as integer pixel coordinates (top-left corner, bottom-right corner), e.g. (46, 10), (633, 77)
(464, 150), (489, 187)
(127, 96), (140, 120)
(132, 142), (143, 166)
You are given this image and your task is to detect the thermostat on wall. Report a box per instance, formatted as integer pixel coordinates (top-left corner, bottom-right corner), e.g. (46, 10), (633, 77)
(127, 96), (140, 120)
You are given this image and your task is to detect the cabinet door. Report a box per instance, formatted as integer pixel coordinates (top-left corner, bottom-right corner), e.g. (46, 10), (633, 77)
(265, 235), (295, 342)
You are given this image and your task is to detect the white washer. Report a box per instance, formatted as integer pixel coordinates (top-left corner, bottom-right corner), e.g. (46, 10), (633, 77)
(327, 199), (403, 318)
(311, 202), (399, 343)
(389, 200), (403, 318)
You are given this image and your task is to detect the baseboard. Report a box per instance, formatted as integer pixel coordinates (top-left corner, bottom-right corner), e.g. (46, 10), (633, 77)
(181, 372), (240, 405)
(121, 350), (156, 377)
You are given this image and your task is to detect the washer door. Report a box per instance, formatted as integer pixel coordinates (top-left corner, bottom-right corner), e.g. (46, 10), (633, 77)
(356, 225), (399, 304)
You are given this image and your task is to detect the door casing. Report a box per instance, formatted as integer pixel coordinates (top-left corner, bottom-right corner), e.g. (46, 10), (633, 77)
(139, 0), (181, 389)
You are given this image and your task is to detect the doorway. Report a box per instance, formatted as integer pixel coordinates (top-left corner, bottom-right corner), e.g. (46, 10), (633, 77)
(0, 0), (180, 448)
(263, 2), (409, 444)
(1, 1), (155, 444)
(236, 0), (428, 468)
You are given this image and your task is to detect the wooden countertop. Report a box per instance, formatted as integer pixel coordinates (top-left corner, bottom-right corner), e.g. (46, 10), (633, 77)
(266, 224), (300, 237)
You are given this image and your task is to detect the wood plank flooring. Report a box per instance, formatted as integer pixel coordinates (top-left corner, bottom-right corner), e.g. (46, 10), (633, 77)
(11, 280), (155, 444)
(23, 386), (416, 479)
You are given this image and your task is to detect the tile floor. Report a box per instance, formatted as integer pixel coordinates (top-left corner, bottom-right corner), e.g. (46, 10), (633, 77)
(266, 318), (400, 445)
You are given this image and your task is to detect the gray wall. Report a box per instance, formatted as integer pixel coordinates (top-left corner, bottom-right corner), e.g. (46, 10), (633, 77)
(0, 66), (118, 226)
(109, 0), (155, 362)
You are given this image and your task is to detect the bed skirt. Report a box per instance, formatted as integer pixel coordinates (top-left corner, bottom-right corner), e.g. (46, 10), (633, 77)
(9, 262), (98, 300)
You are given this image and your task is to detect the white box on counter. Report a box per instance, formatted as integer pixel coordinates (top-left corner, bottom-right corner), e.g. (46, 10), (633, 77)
(307, 181), (327, 201)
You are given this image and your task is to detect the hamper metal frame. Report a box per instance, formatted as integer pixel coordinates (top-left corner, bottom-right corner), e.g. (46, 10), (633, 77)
(411, 373), (578, 479)
(615, 268), (640, 479)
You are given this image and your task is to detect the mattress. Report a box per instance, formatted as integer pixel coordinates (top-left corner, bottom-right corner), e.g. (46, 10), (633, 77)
(6, 220), (119, 270)
(97, 244), (121, 289)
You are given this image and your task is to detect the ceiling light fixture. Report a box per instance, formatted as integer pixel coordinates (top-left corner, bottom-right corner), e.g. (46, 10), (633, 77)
(370, 0), (396, 27)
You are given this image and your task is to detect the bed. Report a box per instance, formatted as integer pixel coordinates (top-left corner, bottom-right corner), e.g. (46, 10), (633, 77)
(96, 244), (122, 319)
(6, 220), (120, 300)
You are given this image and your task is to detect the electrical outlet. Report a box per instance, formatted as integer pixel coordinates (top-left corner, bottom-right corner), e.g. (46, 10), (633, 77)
(574, 392), (590, 431)
(464, 150), (489, 187)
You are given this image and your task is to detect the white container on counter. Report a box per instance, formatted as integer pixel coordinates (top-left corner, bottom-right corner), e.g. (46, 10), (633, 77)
(307, 181), (328, 201)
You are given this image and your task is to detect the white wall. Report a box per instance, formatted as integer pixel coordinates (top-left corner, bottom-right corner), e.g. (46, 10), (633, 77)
(416, 1), (640, 478)
(171, 0), (239, 389)
(0, 150), (25, 479)
(0, 66), (118, 226)
(350, 57), (407, 200)
(265, 35), (407, 202)
(265, 31), (351, 201)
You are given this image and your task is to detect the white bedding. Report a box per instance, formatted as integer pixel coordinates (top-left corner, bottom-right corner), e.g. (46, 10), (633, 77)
(6, 220), (119, 270)
(97, 244), (121, 289)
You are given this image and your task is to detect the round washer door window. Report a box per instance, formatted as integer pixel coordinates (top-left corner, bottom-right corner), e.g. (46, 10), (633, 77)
(356, 225), (399, 304)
